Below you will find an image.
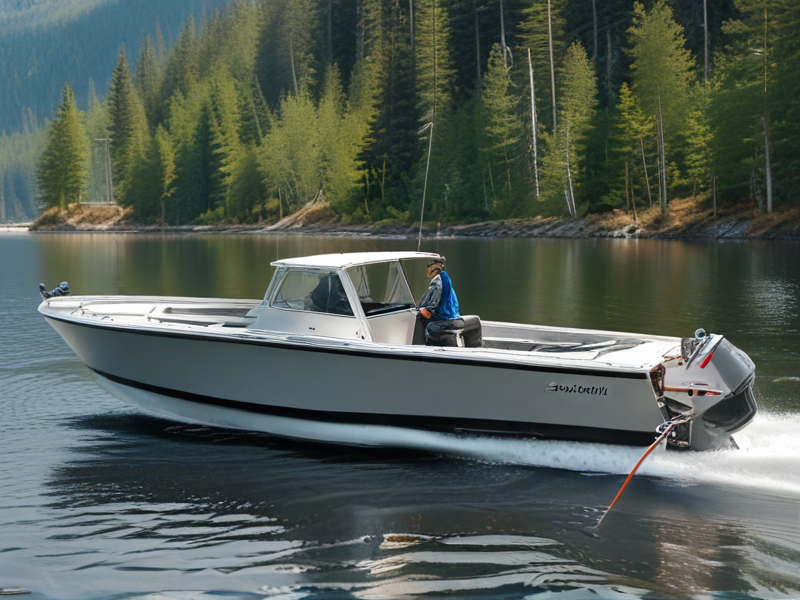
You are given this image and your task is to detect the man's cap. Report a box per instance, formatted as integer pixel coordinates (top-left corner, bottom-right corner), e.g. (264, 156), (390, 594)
(427, 257), (446, 269)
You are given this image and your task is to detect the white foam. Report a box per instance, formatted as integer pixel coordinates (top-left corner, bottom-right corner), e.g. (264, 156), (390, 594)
(374, 412), (800, 494)
(291, 410), (800, 495)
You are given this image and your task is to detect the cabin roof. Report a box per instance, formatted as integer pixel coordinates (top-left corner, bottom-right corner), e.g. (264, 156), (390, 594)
(271, 251), (441, 269)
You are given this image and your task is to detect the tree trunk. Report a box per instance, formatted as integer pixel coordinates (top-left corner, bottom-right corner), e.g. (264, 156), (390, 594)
(565, 122), (576, 217)
(327, 0), (333, 66)
(657, 91), (667, 214)
(289, 38), (298, 95)
(592, 0), (598, 64)
(764, 111), (773, 213)
(640, 137), (652, 206)
(527, 48), (540, 197)
(488, 162), (497, 208)
(500, 0), (508, 66)
(473, 0), (481, 81)
(625, 160), (630, 210)
(703, 0), (709, 85)
(713, 174), (717, 217)
(409, 0), (415, 67)
(763, 3), (772, 214)
(547, 0), (557, 133)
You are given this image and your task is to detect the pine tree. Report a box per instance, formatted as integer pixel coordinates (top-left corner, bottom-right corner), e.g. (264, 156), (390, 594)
(259, 92), (321, 211)
(559, 42), (597, 209)
(85, 79), (111, 204)
(255, 0), (317, 106)
(684, 85), (713, 197)
(166, 87), (209, 224)
(628, 1), (696, 211)
(415, 0), (455, 125)
(160, 16), (200, 114)
(607, 82), (655, 209)
(135, 36), (161, 128)
(360, 0), (418, 214)
(518, 0), (567, 135)
(37, 82), (89, 209)
(479, 43), (523, 215)
(154, 125), (176, 225)
(207, 71), (245, 218)
(107, 47), (150, 201)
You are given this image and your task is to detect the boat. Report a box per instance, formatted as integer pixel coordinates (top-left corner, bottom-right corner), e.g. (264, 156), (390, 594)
(39, 251), (757, 451)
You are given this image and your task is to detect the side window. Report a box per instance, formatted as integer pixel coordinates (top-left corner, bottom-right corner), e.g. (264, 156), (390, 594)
(347, 262), (415, 316)
(270, 271), (354, 316)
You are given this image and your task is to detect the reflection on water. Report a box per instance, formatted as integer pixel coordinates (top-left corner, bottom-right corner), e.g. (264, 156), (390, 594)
(2, 233), (800, 599)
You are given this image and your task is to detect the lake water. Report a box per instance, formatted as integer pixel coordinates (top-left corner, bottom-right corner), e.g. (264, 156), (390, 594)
(2, 232), (799, 600)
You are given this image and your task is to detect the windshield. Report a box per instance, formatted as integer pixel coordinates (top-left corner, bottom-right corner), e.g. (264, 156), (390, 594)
(399, 258), (436, 302)
(347, 261), (415, 316)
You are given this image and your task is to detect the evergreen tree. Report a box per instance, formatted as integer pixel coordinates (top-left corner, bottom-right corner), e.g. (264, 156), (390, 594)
(37, 82), (89, 208)
(684, 85), (713, 197)
(255, 0), (318, 106)
(558, 41), (597, 209)
(160, 16), (200, 115)
(606, 81), (656, 209)
(479, 43), (524, 216)
(415, 0), (455, 125)
(107, 47), (150, 201)
(259, 91), (321, 211)
(711, 0), (799, 208)
(85, 79), (111, 204)
(207, 71), (245, 218)
(518, 0), (567, 135)
(628, 1), (696, 209)
(360, 0), (418, 215)
(628, 1), (694, 135)
(135, 36), (161, 128)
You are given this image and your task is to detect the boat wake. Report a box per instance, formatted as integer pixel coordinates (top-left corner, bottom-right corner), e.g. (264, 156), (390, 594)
(372, 412), (800, 494)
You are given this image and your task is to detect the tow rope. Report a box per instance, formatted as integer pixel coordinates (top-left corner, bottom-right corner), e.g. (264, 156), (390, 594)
(595, 417), (689, 529)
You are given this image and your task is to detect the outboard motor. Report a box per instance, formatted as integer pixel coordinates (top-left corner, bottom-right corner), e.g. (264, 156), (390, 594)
(39, 281), (70, 300)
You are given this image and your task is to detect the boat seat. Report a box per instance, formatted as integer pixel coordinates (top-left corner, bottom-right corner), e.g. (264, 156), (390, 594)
(425, 315), (483, 348)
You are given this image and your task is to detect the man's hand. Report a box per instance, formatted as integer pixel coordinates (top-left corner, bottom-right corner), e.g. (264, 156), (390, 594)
(419, 307), (432, 319)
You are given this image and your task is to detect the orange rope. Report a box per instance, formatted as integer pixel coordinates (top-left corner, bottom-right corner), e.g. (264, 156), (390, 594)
(596, 422), (678, 529)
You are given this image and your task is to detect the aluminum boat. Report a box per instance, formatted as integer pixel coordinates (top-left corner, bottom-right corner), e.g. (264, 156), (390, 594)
(39, 251), (757, 450)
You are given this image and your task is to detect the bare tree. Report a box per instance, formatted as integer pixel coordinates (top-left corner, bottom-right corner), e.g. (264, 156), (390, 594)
(473, 0), (481, 81)
(657, 91), (667, 214)
(527, 48), (540, 197)
(547, 0), (557, 133)
(763, 1), (773, 213)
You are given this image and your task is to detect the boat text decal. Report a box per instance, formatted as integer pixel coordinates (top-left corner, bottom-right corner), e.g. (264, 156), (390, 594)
(545, 382), (608, 396)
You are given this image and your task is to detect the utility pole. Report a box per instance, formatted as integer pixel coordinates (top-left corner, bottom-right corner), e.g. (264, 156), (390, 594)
(95, 138), (114, 204)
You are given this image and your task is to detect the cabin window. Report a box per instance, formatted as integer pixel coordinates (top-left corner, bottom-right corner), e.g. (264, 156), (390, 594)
(270, 270), (354, 316)
(347, 261), (415, 316)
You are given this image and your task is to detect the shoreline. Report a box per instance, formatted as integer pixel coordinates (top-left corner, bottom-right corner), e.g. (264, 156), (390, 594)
(13, 198), (800, 240)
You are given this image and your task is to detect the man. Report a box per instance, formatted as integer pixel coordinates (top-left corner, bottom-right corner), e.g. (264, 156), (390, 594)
(417, 258), (462, 345)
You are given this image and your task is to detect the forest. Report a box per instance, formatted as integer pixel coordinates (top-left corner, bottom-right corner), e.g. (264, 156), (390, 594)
(29, 0), (800, 226)
(0, 0), (230, 221)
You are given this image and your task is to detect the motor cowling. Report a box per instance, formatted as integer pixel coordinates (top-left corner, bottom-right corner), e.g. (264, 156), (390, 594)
(39, 281), (70, 300)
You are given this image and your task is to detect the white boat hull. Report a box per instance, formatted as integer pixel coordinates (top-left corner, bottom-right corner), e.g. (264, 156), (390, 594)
(41, 301), (756, 450)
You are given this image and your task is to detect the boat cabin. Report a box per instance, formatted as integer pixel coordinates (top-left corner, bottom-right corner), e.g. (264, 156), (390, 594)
(247, 251), (464, 345)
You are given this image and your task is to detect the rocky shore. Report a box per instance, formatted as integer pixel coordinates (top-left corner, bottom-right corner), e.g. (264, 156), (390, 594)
(22, 197), (800, 240)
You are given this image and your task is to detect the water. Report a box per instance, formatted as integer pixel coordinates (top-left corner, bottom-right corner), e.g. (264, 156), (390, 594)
(2, 232), (799, 600)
